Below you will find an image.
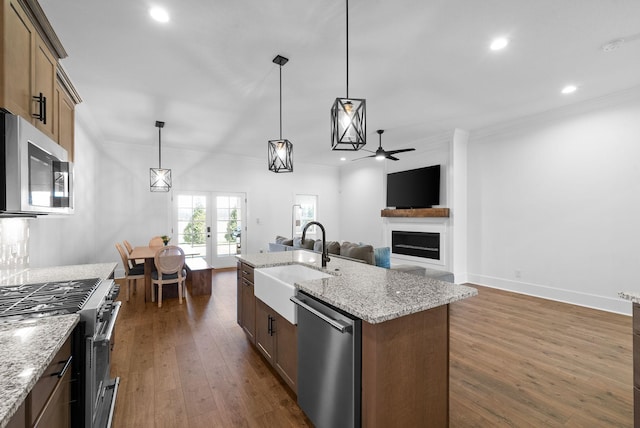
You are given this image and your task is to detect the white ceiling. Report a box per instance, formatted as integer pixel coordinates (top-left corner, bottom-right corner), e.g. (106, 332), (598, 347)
(39, 0), (640, 166)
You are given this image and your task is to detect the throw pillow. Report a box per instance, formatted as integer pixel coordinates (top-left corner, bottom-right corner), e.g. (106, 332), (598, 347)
(374, 247), (391, 268)
(341, 241), (375, 265)
(313, 240), (341, 255)
(293, 237), (315, 249)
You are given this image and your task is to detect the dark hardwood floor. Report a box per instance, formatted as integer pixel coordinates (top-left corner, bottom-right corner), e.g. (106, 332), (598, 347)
(112, 271), (633, 427)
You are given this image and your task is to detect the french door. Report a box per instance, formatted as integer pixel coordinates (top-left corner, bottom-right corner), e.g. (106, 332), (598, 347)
(174, 191), (246, 268)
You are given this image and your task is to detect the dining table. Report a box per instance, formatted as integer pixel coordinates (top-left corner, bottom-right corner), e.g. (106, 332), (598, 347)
(128, 245), (202, 302)
(128, 245), (163, 302)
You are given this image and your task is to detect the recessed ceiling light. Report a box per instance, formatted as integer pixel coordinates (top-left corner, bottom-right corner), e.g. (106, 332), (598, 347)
(561, 85), (578, 94)
(490, 37), (509, 51)
(150, 7), (170, 23)
(340, 157), (347, 161)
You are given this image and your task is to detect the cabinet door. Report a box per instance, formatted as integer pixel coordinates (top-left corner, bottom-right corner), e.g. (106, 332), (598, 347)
(241, 278), (256, 343)
(274, 313), (297, 393)
(32, 365), (71, 428)
(54, 81), (75, 161)
(1, 0), (36, 119)
(255, 299), (275, 363)
(28, 336), (72, 427)
(236, 262), (242, 325)
(33, 34), (56, 139)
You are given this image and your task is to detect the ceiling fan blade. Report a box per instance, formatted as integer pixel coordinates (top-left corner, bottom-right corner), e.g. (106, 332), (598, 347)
(386, 148), (416, 155)
(359, 148), (376, 154)
(386, 155), (400, 161)
(351, 154), (376, 161)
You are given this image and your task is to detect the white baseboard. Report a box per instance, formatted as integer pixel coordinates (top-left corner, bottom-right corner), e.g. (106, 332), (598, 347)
(466, 274), (631, 316)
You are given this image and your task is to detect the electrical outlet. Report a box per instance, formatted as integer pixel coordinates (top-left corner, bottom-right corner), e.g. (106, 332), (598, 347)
(514, 270), (521, 279)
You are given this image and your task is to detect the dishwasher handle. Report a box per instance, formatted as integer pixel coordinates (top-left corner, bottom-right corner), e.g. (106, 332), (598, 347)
(290, 296), (353, 333)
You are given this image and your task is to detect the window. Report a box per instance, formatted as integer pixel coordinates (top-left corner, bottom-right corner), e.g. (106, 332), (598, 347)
(177, 194), (207, 257)
(216, 195), (242, 256)
(294, 194), (317, 236)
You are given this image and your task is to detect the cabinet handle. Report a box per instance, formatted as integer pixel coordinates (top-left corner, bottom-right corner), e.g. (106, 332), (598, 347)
(32, 92), (47, 124)
(268, 315), (275, 336)
(53, 355), (73, 379)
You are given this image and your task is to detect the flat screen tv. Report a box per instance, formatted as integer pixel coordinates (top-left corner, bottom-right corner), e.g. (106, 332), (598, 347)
(386, 165), (440, 209)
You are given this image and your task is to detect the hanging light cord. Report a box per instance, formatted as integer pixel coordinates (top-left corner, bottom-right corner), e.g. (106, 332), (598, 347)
(345, 0), (349, 98)
(279, 63), (283, 139)
(158, 126), (162, 168)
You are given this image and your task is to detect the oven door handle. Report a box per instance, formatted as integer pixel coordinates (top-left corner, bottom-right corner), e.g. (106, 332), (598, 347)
(98, 301), (121, 342)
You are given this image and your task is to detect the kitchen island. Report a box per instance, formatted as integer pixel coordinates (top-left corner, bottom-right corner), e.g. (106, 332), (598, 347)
(237, 250), (477, 427)
(0, 263), (117, 428)
(618, 291), (640, 427)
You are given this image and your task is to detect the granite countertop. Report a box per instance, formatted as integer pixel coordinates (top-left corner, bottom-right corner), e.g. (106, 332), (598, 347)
(0, 262), (117, 287)
(0, 314), (79, 428)
(0, 262), (117, 427)
(619, 292), (640, 303)
(237, 250), (477, 324)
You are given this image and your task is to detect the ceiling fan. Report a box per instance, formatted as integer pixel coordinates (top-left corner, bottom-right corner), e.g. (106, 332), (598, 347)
(353, 129), (415, 161)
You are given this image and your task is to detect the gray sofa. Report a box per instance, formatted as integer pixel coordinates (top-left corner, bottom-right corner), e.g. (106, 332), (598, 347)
(269, 235), (375, 265)
(268, 235), (454, 282)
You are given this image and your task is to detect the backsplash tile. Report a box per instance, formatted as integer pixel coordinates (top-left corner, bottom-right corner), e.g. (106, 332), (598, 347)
(0, 218), (30, 281)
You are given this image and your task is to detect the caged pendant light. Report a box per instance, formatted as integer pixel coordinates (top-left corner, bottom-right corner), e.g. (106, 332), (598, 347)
(268, 55), (293, 173)
(150, 120), (172, 192)
(331, 0), (366, 151)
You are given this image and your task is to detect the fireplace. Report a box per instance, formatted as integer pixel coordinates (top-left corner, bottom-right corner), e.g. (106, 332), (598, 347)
(391, 231), (440, 260)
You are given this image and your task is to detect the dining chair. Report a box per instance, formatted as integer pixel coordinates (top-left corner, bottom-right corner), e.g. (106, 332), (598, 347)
(149, 236), (164, 247)
(123, 239), (142, 266)
(115, 242), (145, 301)
(151, 245), (186, 308)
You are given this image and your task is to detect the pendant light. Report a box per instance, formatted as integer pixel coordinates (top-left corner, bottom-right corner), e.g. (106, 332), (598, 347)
(150, 120), (172, 192)
(268, 55), (293, 173)
(331, 0), (366, 151)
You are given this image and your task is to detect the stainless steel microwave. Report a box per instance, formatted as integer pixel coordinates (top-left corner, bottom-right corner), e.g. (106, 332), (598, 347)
(1, 113), (74, 216)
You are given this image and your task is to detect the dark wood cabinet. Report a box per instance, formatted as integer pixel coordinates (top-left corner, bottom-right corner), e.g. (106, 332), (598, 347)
(238, 262), (256, 343)
(273, 310), (297, 392)
(254, 297), (297, 393)
(255, 298), (275, 361)
(28, 334), (73, 427)
(5, 401), (25, 428)
(237, 262), (297, 393)
(634, 303), (640, 428)
(6, 333), (73, 428)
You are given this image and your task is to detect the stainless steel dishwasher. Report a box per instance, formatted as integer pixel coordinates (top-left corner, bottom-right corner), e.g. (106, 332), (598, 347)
(291, 290), (361, 428)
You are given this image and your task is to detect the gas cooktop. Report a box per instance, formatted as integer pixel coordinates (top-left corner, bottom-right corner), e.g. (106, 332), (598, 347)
(0, 278), (102, 321)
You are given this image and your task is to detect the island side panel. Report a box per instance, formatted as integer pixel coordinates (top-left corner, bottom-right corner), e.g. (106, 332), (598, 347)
(634, 303), (640, 428)
(361, 304), (449, 428)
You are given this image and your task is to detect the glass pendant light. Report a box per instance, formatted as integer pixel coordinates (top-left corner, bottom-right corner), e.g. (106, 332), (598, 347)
(331, 0), (366, 151)
(150, 120), (172, 192)
(268, 55), (294, 173)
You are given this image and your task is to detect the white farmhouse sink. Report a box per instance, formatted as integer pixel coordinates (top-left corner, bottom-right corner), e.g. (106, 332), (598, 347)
(254, 264), (331, 324)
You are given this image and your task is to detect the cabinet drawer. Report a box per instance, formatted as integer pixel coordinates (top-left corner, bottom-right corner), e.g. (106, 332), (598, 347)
(241, 263), (254, 283)
(28, 335), (73, 425)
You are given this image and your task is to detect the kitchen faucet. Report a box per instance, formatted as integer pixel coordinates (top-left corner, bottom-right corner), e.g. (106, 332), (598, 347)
(302, 221), (330, 268)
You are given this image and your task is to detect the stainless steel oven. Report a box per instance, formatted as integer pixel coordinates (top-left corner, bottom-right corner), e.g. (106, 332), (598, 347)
(79, 279), (121, 428)
(1, 112), (74, 216)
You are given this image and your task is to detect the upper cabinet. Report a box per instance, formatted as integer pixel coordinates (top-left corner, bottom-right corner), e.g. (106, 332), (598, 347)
(0, 0), (81, 160)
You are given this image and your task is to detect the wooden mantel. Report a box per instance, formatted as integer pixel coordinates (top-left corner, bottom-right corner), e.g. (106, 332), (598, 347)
(381, 208), (450, 218)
